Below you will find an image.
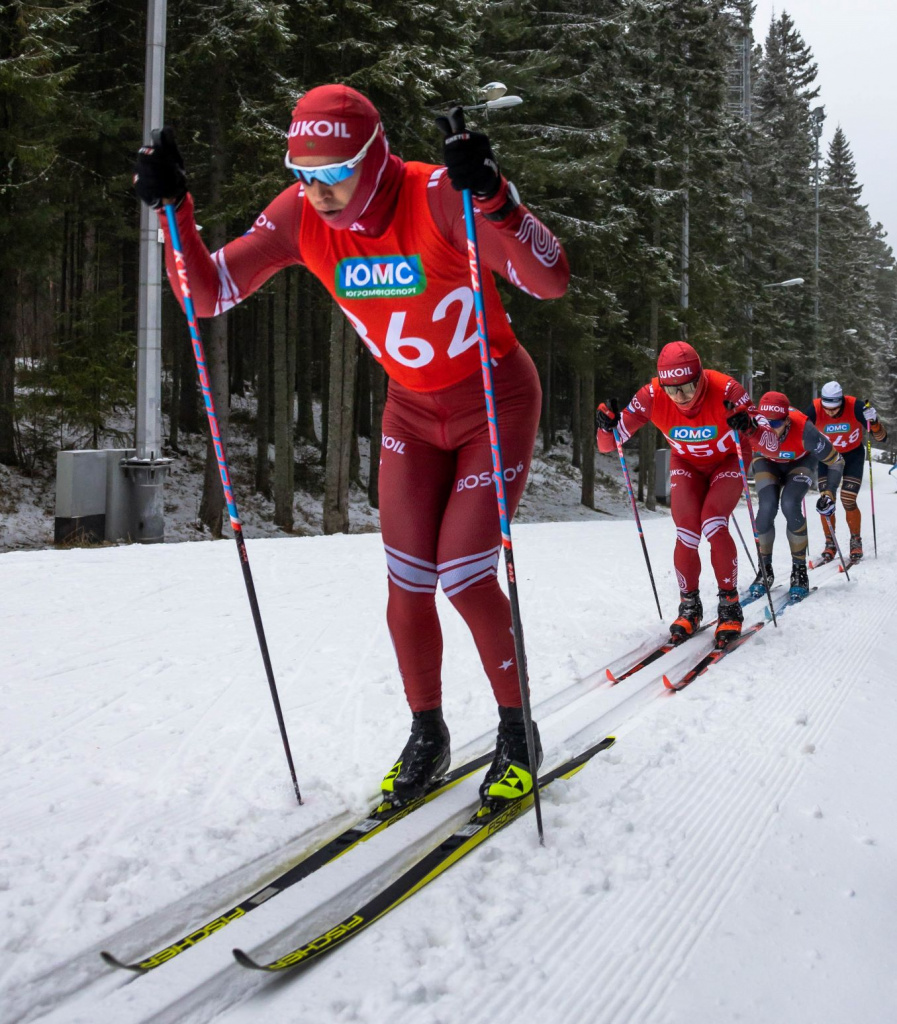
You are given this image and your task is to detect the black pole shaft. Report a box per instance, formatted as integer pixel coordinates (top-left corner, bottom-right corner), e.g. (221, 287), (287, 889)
(822, 515), (851, 580)
(236, 534), (303, 803)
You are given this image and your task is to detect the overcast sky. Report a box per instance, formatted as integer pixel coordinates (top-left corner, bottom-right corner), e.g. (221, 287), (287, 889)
(751, 1), (897, 248)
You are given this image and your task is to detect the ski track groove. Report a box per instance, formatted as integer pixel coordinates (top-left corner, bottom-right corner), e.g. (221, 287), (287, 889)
(461, 578), (885, 1024)
(8, 560), (884, 1024)
(0, 667), (260, 1004)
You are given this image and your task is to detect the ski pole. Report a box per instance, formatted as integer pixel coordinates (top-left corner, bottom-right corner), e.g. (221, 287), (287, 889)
(730, 510), (756, 573)
(731, 427), (777, 627)
(458, 183), (544, 844)
(864, 404), (878, 558)
(163, 203), (302, 806)
(821, 509), (851, 579)
(611, 425), (663, 620)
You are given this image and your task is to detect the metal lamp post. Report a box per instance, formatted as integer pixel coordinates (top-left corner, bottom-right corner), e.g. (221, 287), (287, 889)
(745, 278), (805, 398)
(123, 0), (172, 542)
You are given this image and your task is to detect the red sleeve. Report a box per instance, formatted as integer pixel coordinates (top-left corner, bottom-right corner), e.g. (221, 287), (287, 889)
(426, 172), (569, 299)
(159, 186), (306, 318)
(597, 384), (654, 453)
(723, 378), (780, 456)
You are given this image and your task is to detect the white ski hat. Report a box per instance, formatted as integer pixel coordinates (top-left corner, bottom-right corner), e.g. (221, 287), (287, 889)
(821, 381), (843, 405)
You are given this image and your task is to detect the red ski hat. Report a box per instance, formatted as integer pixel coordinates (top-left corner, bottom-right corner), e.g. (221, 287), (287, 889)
(758, 391), (790, 420)
(657, 341), (702, 386)
(287, 84), (390, 230)
(288, 84), (381, 163)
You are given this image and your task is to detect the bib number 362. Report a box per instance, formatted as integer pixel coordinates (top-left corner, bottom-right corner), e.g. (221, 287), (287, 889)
(341, 287), (478, 369)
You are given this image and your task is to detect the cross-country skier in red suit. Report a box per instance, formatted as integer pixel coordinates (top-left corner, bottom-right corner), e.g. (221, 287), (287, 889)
(804, 380), (888, 565)
(596, 342), (779, 647)
(134, 85), (569, 814)
(749, 390), (844, 601)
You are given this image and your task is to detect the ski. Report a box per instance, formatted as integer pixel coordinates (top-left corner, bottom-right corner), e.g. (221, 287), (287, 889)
(664, 585), (805, 692)
(662, 622), (766, 692)
(765, 586), (817, 617)
(606, 586), (774, 685)
(100, 750), (493, 973)
(233, 735), (616, 973)
(606, 623), (712, 684)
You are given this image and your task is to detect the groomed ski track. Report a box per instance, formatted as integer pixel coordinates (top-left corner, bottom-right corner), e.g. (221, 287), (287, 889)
(2, 469), (895, 1024)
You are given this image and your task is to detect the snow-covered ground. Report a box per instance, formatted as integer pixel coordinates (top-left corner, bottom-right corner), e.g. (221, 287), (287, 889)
(1, 461), (895, 1024)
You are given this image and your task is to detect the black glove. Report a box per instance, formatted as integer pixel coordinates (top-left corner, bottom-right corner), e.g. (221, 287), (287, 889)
(435, 106), (501, 199)
(724, 400), (754, 434)
(135, 127), (187, 210)
(816, 492), (836, 517)
(596, 399), (620, 433)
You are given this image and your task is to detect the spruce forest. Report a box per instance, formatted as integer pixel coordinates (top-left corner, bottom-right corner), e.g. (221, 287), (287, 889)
(2, 0), (895, 536)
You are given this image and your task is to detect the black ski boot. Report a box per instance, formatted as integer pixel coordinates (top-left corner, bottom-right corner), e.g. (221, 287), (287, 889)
(749, 555), (774, 599)
(477, 706), (543, 820)
(849, 534), (863, 563)
(714, 588), (743, 647)
(789, 561), (810, 602)
(380, 708), (450, 809)
(669, 590), (703, 643)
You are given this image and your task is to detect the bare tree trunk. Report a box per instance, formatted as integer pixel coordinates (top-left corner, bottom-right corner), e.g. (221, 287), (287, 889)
(273, 274), (294, 530)
(368, 361), (386, 508)
(176, 307), (201, 436)
(571, 374), (581, 469)
(580, 367), (595, 508)
(541, 328), (553, 454)
(255, 297), (271, 497)
(323, 303), (357, 534)
(0, 265), (17, 464)
(350, 340), (364, 486)
(295, 274), (318, 445)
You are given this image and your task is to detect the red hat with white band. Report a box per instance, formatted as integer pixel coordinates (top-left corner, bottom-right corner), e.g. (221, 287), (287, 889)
(758, 391), (790, 420)
(657, 341), (703, 386)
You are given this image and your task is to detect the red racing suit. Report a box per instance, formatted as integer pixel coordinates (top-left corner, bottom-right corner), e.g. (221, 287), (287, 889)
(159, 158), (569, 713)
(598, 371), (778, 593)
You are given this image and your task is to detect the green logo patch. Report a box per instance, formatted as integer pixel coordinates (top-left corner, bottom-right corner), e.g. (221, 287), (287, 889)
(336, 255), (427, 299)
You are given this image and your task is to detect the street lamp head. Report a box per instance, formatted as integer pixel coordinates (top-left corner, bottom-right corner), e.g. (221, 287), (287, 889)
(762, 278), (805, 288)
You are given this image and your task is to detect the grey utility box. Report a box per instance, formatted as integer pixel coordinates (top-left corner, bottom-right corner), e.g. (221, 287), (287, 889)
(655, 448), (671, 505)
(55, 449), (171, 545)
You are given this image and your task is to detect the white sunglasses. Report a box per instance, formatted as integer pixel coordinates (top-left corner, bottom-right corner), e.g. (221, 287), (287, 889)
(284, 124), (380, 186)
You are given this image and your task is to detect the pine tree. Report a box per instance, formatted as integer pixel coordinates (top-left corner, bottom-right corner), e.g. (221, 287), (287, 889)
(750, 11), (819, 397)
(0, 0), (82, 464)
(818, 127), (892, 395)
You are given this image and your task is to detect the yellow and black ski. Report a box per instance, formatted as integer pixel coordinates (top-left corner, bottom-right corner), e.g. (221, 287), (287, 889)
(233, 735), (616, 974)
(101, 751), (493, 973)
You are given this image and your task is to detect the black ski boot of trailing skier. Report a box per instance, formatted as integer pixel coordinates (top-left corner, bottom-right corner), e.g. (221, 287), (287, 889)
(669, 590), (703, 643)
(749, 554), (774, 599)
(789, 561), (810, 602)
(380, 709), (450, 808)
(477, 706), (543, 820)
(714, 588), (743, 648)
